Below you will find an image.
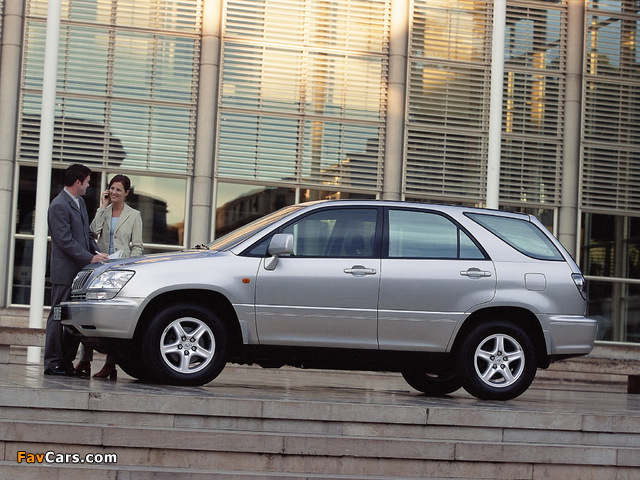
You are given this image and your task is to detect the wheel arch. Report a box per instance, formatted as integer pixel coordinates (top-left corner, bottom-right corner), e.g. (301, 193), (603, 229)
(451, 306), (550, 368)
(134, 289), (244, 356)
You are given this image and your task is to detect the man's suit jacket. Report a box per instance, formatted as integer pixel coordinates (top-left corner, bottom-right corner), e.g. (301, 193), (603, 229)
(90, 203), (143, 257)
(48, 189), (99, 285)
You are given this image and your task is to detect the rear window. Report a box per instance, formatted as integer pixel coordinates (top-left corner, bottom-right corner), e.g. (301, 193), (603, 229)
(466, 213), (564, 261)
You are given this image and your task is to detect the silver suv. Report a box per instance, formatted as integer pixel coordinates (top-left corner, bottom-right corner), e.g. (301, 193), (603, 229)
(60, 200), (597, 400)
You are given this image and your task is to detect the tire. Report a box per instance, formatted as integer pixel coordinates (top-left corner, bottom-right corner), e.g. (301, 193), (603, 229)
(401, 369), (462, 396)
(141, 303), (228, 386)
(457, 320), (537, 401)
(117, 354), (151, 381)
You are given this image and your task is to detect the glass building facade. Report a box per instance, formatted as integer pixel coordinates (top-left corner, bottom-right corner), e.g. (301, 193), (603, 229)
(0, 0), (639, 344)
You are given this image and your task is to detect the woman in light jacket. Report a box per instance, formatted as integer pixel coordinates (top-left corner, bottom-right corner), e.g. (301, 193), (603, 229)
(75, 174), (143, 379)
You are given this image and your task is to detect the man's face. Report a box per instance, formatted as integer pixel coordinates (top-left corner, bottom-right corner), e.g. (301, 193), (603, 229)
(77, 175), (91, 196)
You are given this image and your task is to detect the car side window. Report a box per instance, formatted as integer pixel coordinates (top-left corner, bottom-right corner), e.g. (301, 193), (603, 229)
(282, 208), (377, 257)
(388, 209), (485, 259)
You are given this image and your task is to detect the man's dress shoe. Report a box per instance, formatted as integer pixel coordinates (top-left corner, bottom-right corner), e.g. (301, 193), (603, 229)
(44, 365), (76, 376)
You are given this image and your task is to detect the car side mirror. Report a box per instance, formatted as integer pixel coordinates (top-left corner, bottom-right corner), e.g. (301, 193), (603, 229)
(264, 233), (294, 270)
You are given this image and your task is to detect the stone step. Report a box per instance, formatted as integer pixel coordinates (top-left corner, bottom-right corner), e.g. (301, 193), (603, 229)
(2, 388), (639, 478)
(2, 359), (640, 479)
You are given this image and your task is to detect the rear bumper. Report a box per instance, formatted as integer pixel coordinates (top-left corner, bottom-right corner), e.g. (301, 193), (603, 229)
(541, 314), (599, 356)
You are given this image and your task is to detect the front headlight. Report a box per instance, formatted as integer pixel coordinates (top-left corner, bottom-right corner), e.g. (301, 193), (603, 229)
(86, 270), (135, 300)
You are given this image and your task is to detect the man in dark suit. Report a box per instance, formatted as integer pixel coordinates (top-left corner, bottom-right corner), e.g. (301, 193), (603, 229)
(44, 164), (109, 376)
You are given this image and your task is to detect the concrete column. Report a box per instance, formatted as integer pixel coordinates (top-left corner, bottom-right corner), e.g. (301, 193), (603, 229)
(558, 0), (585, 256)
(382, 0), (409, 201)
(0, 0), (26, 307)
(188, 0), (222, 246)
(486, 0), (507, 209)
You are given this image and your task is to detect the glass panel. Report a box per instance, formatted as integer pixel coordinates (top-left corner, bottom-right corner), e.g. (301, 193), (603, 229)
(587, 279), (614, 340)
(225, 0), (388, 53)
(111, 174), (187, 246)
(282, 208), (377, 258)
(411, 0), (489, 62)
(407, 0), (490, 205)
(505, 3), (563, 70)
(588, 280), (640, 343)
(16, 166), (103, 235)
(215, 183), (296, 238)
(583, 2), (640, 213)
(212, 204), (303, 252)
(627, 283), (640, 342)
(219, 0), (388, 192)
(467, 213), (564, 260)
(19, 96), (126, 167)
(12, 238), (52, 306)
(405, 130), (484, 201)
(21, 0), (200, 175)
(408, 62), (486, 129)
(387, 209), (479, 259)
(110, 102), (193, 173)
(301, 189), (376, 202)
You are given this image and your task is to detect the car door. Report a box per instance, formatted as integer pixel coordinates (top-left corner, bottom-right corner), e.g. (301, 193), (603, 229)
(378, 208), (496, 351)
(254, 207), (381, 348)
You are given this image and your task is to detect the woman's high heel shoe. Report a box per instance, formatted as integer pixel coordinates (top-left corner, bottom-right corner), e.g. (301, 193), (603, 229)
(93, 364), (117, 380)
(74, 361), (91, 377)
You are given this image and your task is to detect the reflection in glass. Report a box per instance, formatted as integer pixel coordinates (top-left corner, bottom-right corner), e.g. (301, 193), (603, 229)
(582, 212), (640, 342)
(301, 189), (376, 202)
(215, 183), (296, 238)
(587, 280), (614, 341)
(111, 174), (186, 246)
(12, 239), (52, 306)
(16, 166), (102, 235)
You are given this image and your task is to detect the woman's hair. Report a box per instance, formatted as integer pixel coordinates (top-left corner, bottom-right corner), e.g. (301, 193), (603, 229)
(109, 174), (131, 192)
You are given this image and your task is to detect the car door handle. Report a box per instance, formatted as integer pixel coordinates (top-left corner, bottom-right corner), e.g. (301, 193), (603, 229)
(460, 267), (492, 278)
(344, 265), (377, 276)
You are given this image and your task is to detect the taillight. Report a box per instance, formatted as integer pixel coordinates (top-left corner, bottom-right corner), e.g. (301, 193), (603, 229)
(572, 273), (588, 301)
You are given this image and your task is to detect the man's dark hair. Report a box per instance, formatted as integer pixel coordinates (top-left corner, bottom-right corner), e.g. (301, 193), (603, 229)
(63, 163), (92, 187)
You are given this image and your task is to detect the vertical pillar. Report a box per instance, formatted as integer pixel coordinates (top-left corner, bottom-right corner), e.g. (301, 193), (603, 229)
(188, 0), (222, 246)
(382, 0), (409, 201)
(0, 0), (26, 307)
(558, 0), (585, 256)
(486, 0), (507, 209)
(28, 0), (61, 363)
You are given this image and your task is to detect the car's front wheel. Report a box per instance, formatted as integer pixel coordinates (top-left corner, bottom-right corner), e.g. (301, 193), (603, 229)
(457, 320), (537, 400)
(141, 304), (228, 386)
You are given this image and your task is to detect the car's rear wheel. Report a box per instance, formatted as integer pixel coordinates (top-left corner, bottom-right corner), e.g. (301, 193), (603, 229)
(141, 304), (228, 386)
(401, 369), (461, 396)
(458, 320), (536, 400)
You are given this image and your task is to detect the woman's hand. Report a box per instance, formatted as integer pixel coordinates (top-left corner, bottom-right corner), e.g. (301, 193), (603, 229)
(101, 189), (110, 208)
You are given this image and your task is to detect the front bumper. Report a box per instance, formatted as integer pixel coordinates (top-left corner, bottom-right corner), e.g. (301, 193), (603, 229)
(59, 297), (144, 339)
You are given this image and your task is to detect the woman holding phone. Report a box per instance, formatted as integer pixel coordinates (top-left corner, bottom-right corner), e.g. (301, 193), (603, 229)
(75, 174), (143, 379)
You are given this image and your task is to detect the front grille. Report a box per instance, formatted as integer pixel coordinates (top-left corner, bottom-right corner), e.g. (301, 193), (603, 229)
(72, 269), (93, 292)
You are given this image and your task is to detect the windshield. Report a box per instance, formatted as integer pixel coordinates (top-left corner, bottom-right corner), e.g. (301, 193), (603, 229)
(205, 204), (303, 251)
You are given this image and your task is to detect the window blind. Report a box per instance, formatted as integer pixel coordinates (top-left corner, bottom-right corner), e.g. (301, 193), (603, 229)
(217, 0), (389, 191)
(19, 0), (201, 174)
(583, 1), (640, 213)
